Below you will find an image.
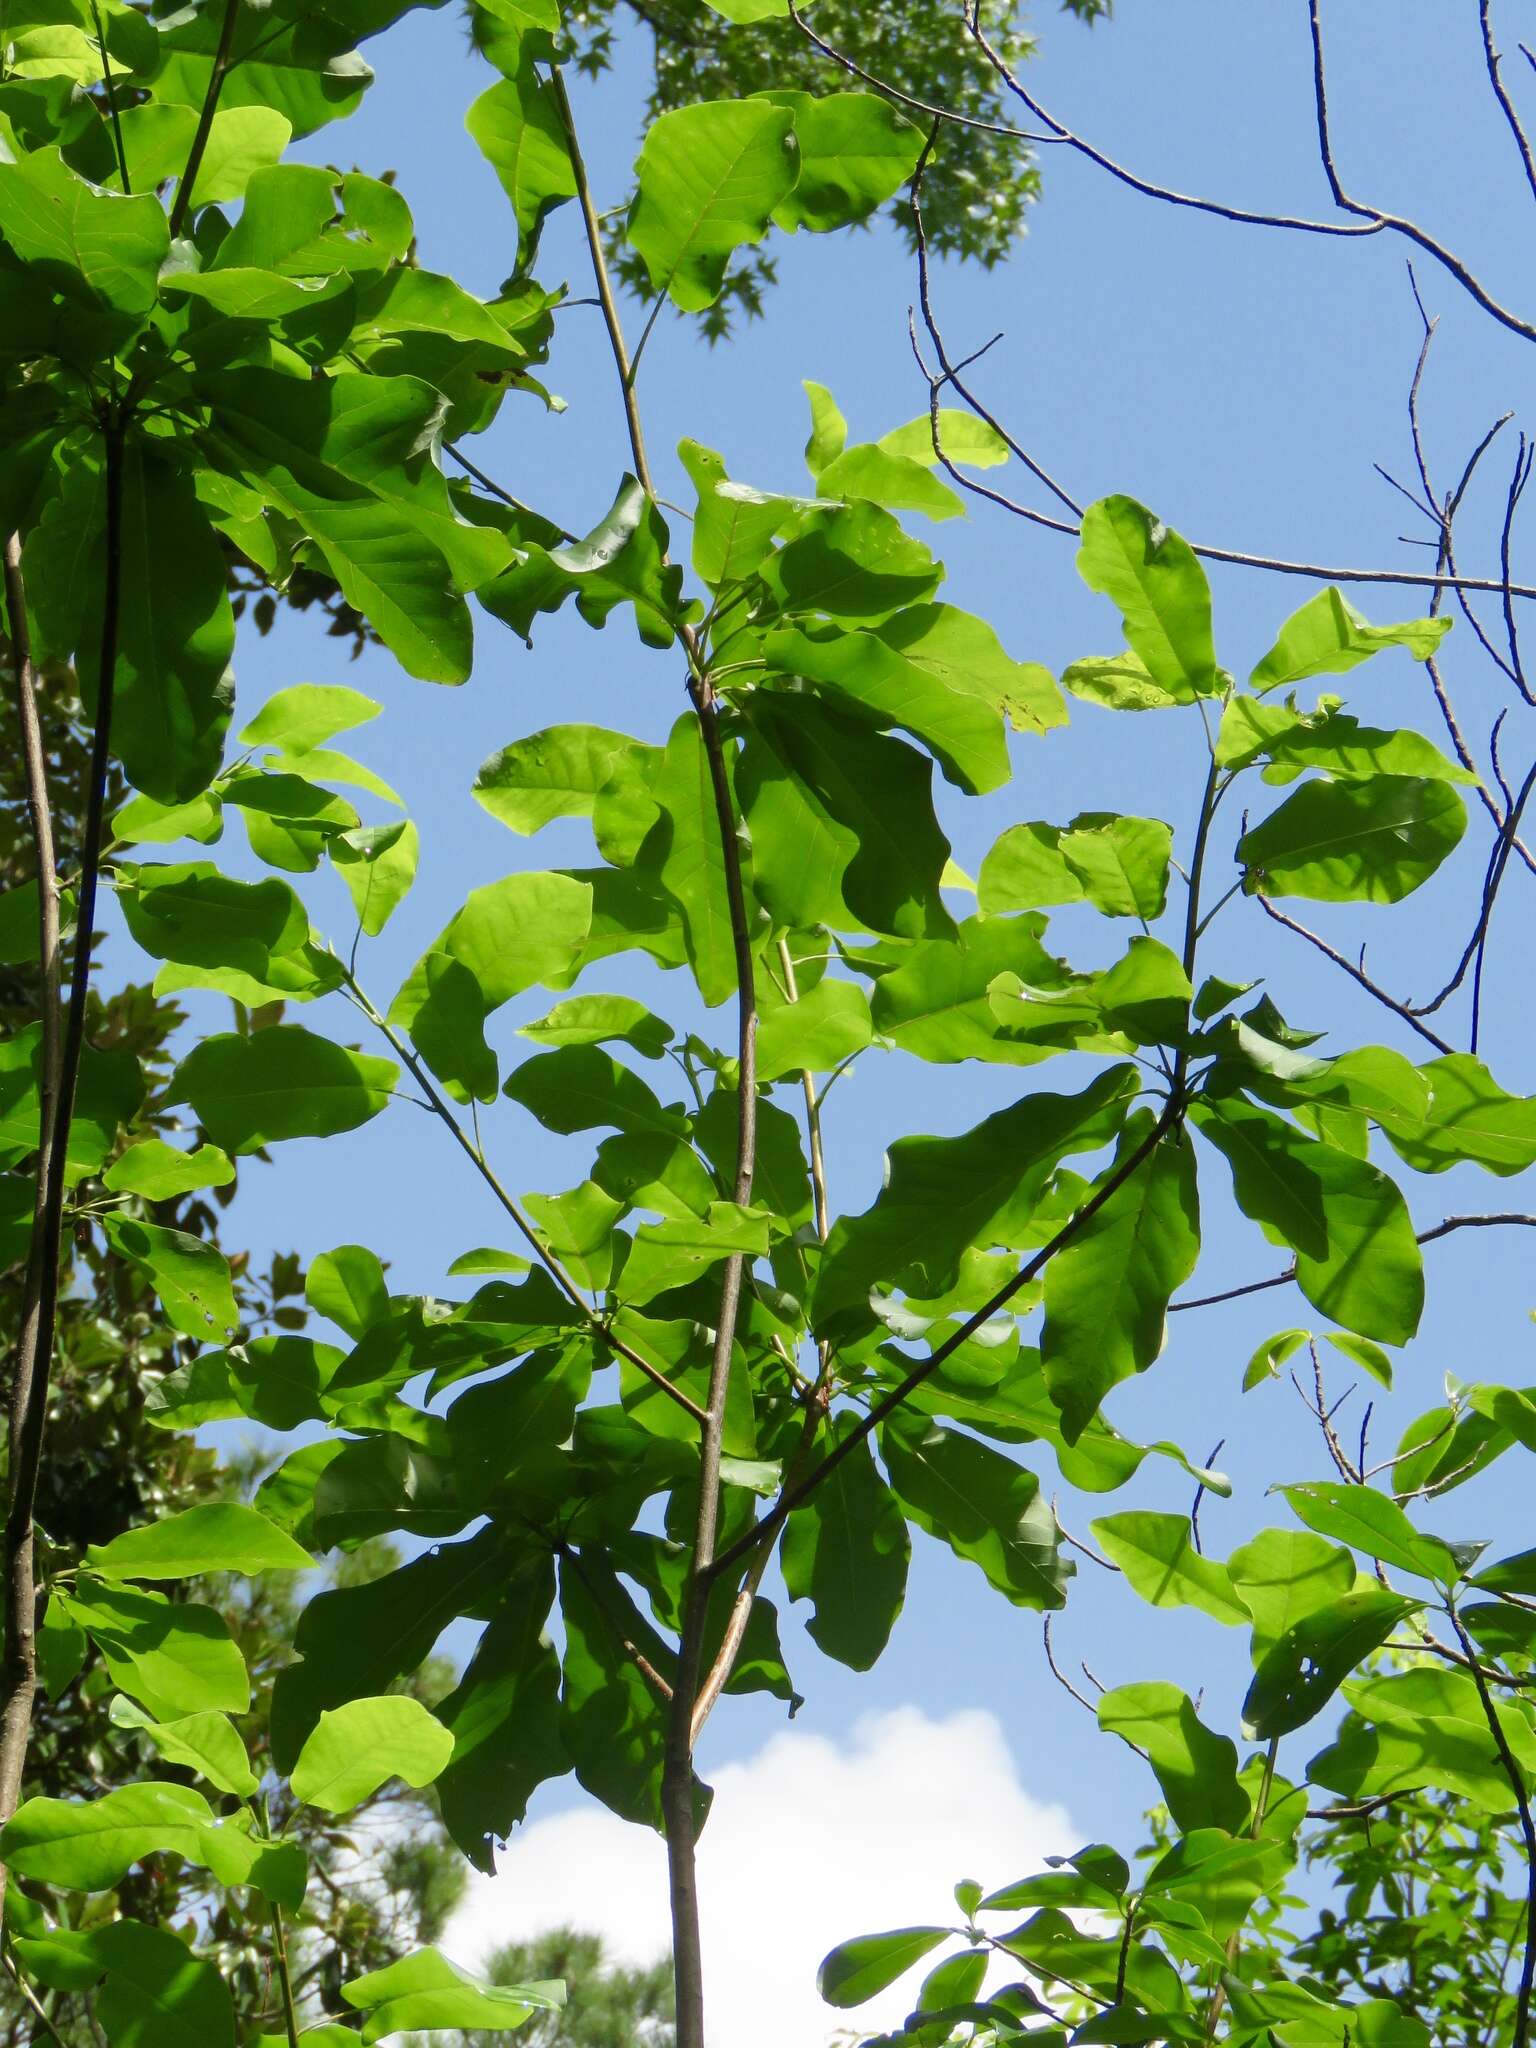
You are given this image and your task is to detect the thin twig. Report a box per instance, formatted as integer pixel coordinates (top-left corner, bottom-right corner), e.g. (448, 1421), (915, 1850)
(1042, 1617), (1097, 1714)
(1, 1945), (69, 2048)
(965, 9), (1383, 238)
(269, 1903), (302, 2048)
(1448, 1604), (1536, 2044)
(167, 0), (241, 237)
(776, 939), (831, 1244)
(787, 1), (1049, 141)
(1254, 895), (1455, 1052)
(88, 0), (131, 194)
(549, 66), (656, 498)
(1304, 0), (1536, 346)
(1480, 0), (1536, 211)
(444, 440), (575, 539)
(1170, 1213), (1536, 1313)
(337, 965), (709, 1424)
(1188, 1439), (1225, 1555)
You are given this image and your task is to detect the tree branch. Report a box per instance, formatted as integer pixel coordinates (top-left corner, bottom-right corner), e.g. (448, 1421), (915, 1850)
(550, 65), (657, 498)
(1448, 1604), (1536, 2045)
(0, 414), (127, 1875)
(336, 964), (710, 1425)
(167, 0), (241, 238)
(1169, 1212), (1536, 1313)
(706, 1099), (1181, 1588)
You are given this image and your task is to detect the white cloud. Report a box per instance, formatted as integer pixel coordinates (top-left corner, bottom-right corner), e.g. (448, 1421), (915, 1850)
(443, 1704), (1076, 2048)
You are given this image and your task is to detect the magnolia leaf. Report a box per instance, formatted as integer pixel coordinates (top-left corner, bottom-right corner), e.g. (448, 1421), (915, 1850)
(291, 1695), (455, 1813)
(87, 1505), (311, 1580)
(629, 99), (799, 310)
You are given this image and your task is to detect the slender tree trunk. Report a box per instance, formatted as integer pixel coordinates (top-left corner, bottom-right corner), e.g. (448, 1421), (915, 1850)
(0, 418), (127, 1886)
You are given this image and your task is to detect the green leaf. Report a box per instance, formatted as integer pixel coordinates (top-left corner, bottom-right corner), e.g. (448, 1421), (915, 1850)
(474, 725), (639, 834)
(757, 978), (871, 1080)
(466, 62), (576, 272)
(803, 380), (848, 475)
(520, 994), (673, 1059)
(1279, 1481), (1465, 1582)
(814, 443), (964, 523)
(101, 1218), (239, 1341)
(291, 1695), (455, 1813)
(439, 1316), (585, 1471)
(1058, 813), (1173, 918)
(1076, 496), (1217, 700)
(643, 711), (740, 1005)
(678, 440), (791, 588)
(818, 1927), (950, 2008)
(480, 478), (683, 650)
(0, 1781), (292, 1915)
(878, 410), (1010, 470)
(1143, 1829), (1295, 1943)
(866, 913), (1075, 1067)
(1319, 1667), (1536, 1812)
(1090, 1513), (1248, 1626)
(767, 605), (1047, 794)
(107, 1697), (257, 1800)
(1251, 587), (1451, 690)
(880, 1412), (1070, 1609)
(0, 1028), (141, 1185)
(435, 1563), (570, 1872)
(87, 1504), (311, 1580)
(1215, 697), (1472, 782)
(504, 1045), (689, 1141)
(760, 501), (943, 624)
(620, 1201), (774, 1304)
(1098, 1682), (1248, 1833)
(1042, 1122), (1201, 1442)
(240, 682), (380, 756)
(270, 1528), (512, 1768)
(1239, 774), (1467, 903)
(78, 1919), (235, 2048)
(0, 147), (168, 311)
(307, 1245), (390, 1340)
(169, 1025), (398, 1153)
(197, 367), (481, 682)
(815, 1065), (1134, 1321)
(117, 862), (333, 1005)
(332, 820), (419, 935)
(343, 1948), (563, 2043)
(741, 689), (954, 939)
(148, 1337), (342, 1434)
(978, 824), (1085, 914)
(1226, 1527), (1356, 1661)
(102, 1140), (234, 1199)
(62, 1579), (249, 1718)
(1191, 1095), (1423, 1346)
(1063, 651), (1184, 713)
(0, 1782), (216, 1890)
(768, 89), (922, 232)
(629, 98), (799, 310)
(1286, 1046), (1536, 1178)
(104, 449), (237, 804)
(1242, 1587), (1420, 1739)
(782, 1414), (909, 1669)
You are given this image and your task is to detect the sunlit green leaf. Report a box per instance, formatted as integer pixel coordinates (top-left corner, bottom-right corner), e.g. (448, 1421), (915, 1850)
(629, 98), (798, 310)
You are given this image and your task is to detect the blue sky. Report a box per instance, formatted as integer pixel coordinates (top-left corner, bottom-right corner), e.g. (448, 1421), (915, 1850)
(147, 0), (1536, 2008)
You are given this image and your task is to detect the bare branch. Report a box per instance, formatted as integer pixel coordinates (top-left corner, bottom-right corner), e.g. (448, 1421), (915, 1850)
(1170, 1213), (1536, 1314)
(1254, 895), (1455, 1052)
